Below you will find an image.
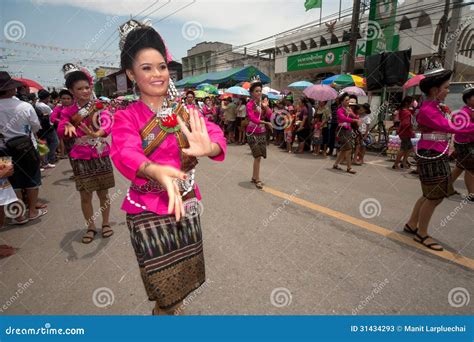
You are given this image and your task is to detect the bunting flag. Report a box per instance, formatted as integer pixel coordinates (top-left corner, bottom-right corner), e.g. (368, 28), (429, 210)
(304, 0), (322, 11)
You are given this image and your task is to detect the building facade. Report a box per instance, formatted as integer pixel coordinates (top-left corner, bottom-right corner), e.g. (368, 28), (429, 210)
(272, 0), (474, 90)
(182, 42), (275, 82)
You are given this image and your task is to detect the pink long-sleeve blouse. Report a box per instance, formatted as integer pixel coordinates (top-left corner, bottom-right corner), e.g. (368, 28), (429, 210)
(245, 99), (272, 134)
(453, 106), (474, 144)
(337, 106), (355, 130)
(417, 100), (474, 153)
(57, 103), (113, 160)
(110, 101), (226, 216)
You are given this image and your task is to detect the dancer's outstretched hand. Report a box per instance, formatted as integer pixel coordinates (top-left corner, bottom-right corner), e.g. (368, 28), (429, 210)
(177, 109), (213, 157)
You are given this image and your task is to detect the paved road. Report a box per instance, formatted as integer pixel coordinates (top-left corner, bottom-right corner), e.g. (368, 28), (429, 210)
(0, 144), (472, 315)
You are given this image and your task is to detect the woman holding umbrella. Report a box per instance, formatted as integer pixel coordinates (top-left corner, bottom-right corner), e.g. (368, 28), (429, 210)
(246, 77), (273, 189)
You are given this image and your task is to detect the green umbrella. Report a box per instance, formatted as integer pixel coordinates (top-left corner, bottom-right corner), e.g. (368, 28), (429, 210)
(196, 83), (219, 95)
(194, 90), (210, 98)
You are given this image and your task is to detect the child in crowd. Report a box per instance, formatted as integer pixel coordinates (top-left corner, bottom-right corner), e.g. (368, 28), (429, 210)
(312, 115), (323, 156)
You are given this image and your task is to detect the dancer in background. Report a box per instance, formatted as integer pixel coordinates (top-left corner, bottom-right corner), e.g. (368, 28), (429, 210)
(450, 84), (474, 201)
(111, 23), (226, 315)
(246, 77), (273, 189)
(58, 64), (115, 244)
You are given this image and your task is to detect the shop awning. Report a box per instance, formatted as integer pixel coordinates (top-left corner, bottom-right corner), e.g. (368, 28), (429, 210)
(175, 65), (271, 88)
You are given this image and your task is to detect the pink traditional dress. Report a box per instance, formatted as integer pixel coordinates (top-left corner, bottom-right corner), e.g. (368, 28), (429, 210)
(57, 101), (115, 192)
(416, 101), (474, 199)
(336, 106), (357, 152)
(453, 105), (474, 171)
(246, 99), (272, 159)
(110, 100), (226, 309)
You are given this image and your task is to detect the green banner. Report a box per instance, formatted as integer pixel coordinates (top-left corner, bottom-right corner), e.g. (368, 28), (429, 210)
(365, 0), (399, 57)
(287, 42), (366, 71)
(287, 45), (347, 71)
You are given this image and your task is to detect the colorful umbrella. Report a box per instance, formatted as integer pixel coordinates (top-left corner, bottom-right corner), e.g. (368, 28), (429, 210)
(225, 86), (250, 97)
(288, 81), (313, 89)
(403, 73), (425, 90)
(322, 74), (365, 87)
(303, 84), (338, 101)
(241, 82), (251, 90)
(267, 93), (282, 101)
(196, 83), (219, 95)
(13, 78), (44, 90)
(341, 86), (366, 97)
(194, 90), (210, 98)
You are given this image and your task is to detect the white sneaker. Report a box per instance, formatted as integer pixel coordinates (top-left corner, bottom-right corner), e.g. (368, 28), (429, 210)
(44, 163), (56, 169)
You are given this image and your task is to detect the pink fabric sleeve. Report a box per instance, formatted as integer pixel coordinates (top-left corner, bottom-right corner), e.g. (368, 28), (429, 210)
(110, 109), (150, 182)
(57, 106), (75, 139)
(246, 101), (262, 125)
(418, 109), (474, 134)
(265, 107), (273, 120)
(337, 107), (354, 124)
(50, 106), (61, 124)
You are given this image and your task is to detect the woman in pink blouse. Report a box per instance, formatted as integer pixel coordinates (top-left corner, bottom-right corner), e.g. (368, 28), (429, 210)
(111, 25), (226, 315)
(51, 89), (73, 159)
(333, 93), (361, 174)
(246, 79), (273, 189)
(58, 66), (115, 244)
(405, 67), (474, 251)
(450, 86), (474, 201)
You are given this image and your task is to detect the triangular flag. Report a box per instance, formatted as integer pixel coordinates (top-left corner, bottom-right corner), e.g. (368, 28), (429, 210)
(304, 0), (322, 11)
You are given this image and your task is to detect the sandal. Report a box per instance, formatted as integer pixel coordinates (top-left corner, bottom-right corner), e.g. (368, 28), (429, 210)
(414, 233), (443, 251)
(35, 203), (48, 209)
(346, 168), (357, 174)
(82, 229), (97, 244)
(403, 224), (418, 235)
(28, 208), (48, 222)
(255, 181), (264, 190)
(251, 178), (257, 184)
(102, 225), (114, 239)
(333, 164), (343, 171)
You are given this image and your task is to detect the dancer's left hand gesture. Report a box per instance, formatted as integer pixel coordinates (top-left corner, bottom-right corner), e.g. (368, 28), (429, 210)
(177, 109), (213, 157)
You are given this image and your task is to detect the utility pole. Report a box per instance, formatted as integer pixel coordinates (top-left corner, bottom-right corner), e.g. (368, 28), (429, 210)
(444, 0), (463, 75)
(437, 0), (451, 59)
(347, 0), (361, 73)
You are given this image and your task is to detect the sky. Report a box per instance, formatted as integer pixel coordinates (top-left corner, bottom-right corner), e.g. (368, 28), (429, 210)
(1, 0), (355, 89)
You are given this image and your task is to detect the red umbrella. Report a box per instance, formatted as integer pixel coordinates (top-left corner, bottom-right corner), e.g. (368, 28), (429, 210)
(403, 74), (425, 90)
(13, 78), (44, 91)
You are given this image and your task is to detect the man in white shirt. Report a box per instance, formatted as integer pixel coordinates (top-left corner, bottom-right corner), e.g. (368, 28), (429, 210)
(0, 71), (47, 223)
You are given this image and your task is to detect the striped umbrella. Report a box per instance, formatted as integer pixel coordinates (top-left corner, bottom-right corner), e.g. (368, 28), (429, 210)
(322, 74), (365, 88)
